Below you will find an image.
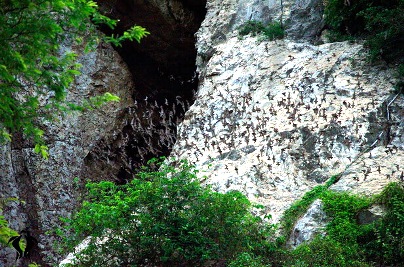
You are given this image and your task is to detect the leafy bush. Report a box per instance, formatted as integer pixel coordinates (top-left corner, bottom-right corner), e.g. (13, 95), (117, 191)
(58, 159), (274, 267)
(228, 252), (269, 267)
(279, 175), (339, 240)
(58, 167), (403, 267)
(394, 64), (404, 94)
(324, 0), (404, 63)
(286, 235), (371, 267)
(239, 20), (284, 41)
(361, 183), (404, 265)
(0, 0), (149, 152)
(280, 185), (327, 240)
(321, 190), (371, 245)
(285, 183), (404, 267)
(324, 0), (369, 36)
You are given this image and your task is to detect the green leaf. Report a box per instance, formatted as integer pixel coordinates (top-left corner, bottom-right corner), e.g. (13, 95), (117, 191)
(34, 144), (49, 159)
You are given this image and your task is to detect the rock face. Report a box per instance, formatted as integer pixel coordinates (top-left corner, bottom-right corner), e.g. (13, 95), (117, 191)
(2, 0), (404, 266)
(171, 0), (404, 225)
(1, 1), (207, 265)
(85, 0), (207, 179)
(0, 41), (135, 266)
(196, 0), (324, 72)
(285, 0), (324, 40)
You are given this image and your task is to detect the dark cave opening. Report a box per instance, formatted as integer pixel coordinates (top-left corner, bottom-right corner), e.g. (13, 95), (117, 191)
(88, 0), (207, 182)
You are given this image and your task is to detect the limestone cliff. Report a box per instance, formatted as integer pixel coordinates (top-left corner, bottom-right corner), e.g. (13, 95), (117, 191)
(171, 0), (404, 225)
(0, 41), (135, 266)
(1, 0), (403, 266)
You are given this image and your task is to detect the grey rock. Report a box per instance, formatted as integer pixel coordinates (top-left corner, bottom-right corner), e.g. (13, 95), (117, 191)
(0, 39), (135, 266)
(285, 0), (325, 41)
(357, 205), (386, 225)
(288, 199), (328, 248)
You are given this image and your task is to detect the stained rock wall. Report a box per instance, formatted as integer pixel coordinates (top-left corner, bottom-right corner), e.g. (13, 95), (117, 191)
(170, 0), (404, 225)
(1, 1), (207, 265)
(0, 41), (135, 266)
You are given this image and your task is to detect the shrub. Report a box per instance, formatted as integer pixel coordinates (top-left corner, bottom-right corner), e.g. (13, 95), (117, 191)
(238, 20), (284, 41)
(228, 252), (269, 267)
(280, 185), (327, 240)
(286, 235), (371, 267)
(324, 0), (404, 63)
(361, 183), (404, 265)
(321, 190), (371, 245)
(394, 64), (404, 94)
(58, 158), (274, 267)
(279, 175), (339, 240)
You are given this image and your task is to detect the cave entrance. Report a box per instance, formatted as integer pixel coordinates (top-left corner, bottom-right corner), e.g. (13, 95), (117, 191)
(90, 0), (207, 182)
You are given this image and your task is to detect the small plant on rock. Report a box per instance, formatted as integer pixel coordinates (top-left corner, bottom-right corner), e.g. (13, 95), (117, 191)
(238, 20), (284, 41)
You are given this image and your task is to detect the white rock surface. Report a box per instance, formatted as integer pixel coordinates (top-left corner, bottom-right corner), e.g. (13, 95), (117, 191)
(171, 0), (403, 225)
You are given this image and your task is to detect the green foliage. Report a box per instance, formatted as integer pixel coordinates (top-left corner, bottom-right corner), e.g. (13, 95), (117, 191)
(280, 175), (338, 240)
(228, 252), (270, 267)
(0, 214), (18, 245)
(238, 20), (284, 41)
(361, 183), (404, 265)
(324, 0), (404, 63)
(394, 64), (404, 94)
(58, 159), (274, 267)
(286, 235), (371, 267)
(283, 183), (404, 267)
(0, 0), (149, 154)
(55, 167), (403, 267)
(324, 0), (368, 36)
(280, 185), (327, 240)
(321, 190), (371, 244)
(0, 198), (20, 245)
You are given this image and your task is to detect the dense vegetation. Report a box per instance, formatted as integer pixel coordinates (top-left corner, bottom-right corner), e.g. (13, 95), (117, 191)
(277, 182), (404, 267)
(324, 0), (404, 63)
(58, 159), (404, 267)
(0, 0), (149, 157)
(324, 0), (404, 93)
(58, 159), (274, 267)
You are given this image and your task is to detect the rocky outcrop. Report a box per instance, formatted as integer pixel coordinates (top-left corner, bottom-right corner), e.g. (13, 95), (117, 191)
(171, 0), (404, 225)
(288, 199), (328, 248)
(196, 0), (324, 72)
(285, 0), (324, 40)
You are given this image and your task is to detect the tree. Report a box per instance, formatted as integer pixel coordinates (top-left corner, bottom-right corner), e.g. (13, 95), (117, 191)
(58, 159), (274, 267)
(0, 0), (149, 157)
(324, 0), (404, 63)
